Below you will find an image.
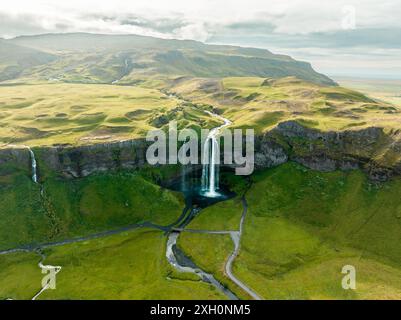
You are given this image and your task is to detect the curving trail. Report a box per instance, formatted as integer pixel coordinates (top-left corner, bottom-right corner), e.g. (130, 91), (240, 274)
(224, 197), (262, 300)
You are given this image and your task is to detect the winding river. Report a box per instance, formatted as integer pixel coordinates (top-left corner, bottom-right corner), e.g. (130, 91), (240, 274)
(166, 230), (238, 300)
(165, 110), (245, 300)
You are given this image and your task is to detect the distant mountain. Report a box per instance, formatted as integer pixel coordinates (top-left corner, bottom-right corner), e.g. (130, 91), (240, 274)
(0, 39), (56, 81)
(1, 33), (335, 85)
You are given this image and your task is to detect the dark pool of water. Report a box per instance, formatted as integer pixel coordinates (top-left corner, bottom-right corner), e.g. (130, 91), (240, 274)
(163, 167), (236, 208)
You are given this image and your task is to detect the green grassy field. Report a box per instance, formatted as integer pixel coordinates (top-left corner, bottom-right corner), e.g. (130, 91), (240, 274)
(0, 169), (184, 250)
(0, 251), (43, 300)
(0, 82), (220, 147)
(177, 232), (251, 300)
(0, 228), (226, 300)
(186, 197), (243, 231)
(231, 162), (401, 299)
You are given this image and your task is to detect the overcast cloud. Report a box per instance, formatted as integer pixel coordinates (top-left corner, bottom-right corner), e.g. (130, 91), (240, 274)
(1, 0), (400, 78)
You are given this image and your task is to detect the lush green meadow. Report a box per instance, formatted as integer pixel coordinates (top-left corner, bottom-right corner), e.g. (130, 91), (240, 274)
(0, 82), (219, 147)
(232, 163), (401, 299)
(0, 251), (43, 300)
(1, 32), (401, 301)
(186, 197), (243, 231)
(0, 169), (184, 250)
(0, 228), (225, 300)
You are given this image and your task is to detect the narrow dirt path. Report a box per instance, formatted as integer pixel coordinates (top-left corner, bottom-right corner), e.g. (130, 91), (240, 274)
(224, 197), (262, 300)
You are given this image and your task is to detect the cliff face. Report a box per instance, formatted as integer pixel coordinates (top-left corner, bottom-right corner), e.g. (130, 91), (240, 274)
(0, 140), (148, 179)
(40, 139), (149, 178)
(0, 148), (31, 175)
(1, 122), (400, 181)
(255, 121), (401, 181)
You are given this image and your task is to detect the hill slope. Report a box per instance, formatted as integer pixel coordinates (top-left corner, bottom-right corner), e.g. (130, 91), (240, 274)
(0, 40), (56, 81)
(2, 33), (335, 85)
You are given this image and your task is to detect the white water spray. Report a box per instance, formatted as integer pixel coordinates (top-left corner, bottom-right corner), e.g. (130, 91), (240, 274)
(201, 111), (231, 197)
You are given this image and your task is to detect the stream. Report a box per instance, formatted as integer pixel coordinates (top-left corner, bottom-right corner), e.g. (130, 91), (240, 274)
(166, 230), (238, 300)
(165, 110), (241, 300)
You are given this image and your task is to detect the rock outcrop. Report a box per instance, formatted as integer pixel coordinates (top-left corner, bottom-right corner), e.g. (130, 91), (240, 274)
(255, 121), (401, 181)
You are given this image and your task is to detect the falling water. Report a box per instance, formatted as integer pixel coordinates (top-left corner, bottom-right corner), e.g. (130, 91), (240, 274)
(201, 111), (231, 197)
(27, 147), (38, 184)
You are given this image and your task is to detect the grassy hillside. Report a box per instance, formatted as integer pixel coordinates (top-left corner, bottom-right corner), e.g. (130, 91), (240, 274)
(0, 40), (56, 82)
(0, 169), (184, 250)
(0, 82), (219, 146)
(231, 162), (401, 299)
(166, 76), (401, 132)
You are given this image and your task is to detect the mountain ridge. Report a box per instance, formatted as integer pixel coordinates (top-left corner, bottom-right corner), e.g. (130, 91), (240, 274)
(0, 32), (336, 85)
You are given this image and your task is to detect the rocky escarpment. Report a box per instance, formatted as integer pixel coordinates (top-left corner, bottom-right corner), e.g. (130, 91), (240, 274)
(41, 139), (150, 178)
(0, 139), (149, 179)
(1, 121), (400, 182)
(255, 121), (401, 181)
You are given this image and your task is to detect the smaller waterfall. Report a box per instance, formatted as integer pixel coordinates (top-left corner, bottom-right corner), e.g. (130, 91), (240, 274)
(9, 144), (38, 183)
(201, 111), (231, 197)
(27, 147), (38, 184)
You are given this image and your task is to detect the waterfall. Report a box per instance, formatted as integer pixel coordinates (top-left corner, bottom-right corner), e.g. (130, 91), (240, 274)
(201, 111), (231, 197)
(27, 147), (38, 184)
(9, 144), (38, 183)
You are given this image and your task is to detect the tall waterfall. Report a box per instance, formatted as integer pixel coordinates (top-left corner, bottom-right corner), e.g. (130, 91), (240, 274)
(27, 147), (38, 183)
(201, 111), (231, 197)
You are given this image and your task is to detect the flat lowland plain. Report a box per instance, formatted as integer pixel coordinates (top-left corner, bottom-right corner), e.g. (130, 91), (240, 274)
(336, 77), (401, 107)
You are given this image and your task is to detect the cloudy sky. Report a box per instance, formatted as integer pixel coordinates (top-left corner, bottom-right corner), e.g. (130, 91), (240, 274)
(1, 0), (401, 79)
